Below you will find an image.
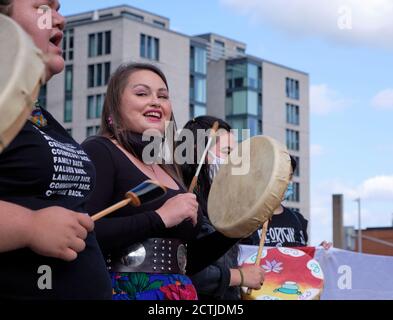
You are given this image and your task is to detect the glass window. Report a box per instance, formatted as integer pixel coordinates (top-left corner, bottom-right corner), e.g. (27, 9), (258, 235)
(286, 129), (300, 151)
(96, 64), (102, 87)
(87, 96), (95, 119)
(247, 91), (258, 116)
(65, 66), (73, 92)
(69, 32), (74, 50)
(194, 104), (206, 117)
(154, 38), (159, 61)
(104, 63), (111, 85)
(64, 100), (72, 123)
(96, 94), (103, 118)
(147, 36), (152, 59)
(248, 118), (258, 136)
(140, 34), (146, 58)
(286, 78), (300, 100)
(194, 47), (207, 74)
(88, 65), (94, 88)
(233, 91), (247, 114)
(86, 126), (95, 138)
(105, 31), (111, 54)
(88, 34), (96, 57)
(97, 32), (103, 56)
(194, 77), (206, 103)
(247, 63), (259, 89)
(153, 20), (165, 28)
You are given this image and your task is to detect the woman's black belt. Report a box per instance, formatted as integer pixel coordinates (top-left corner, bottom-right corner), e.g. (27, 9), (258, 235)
(107, 238), (187, 274)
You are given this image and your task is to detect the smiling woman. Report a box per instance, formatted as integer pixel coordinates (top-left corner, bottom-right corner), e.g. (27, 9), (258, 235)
(82, 63), (239, 300)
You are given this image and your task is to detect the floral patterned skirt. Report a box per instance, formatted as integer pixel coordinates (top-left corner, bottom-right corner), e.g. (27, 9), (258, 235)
(111, 272), (198, 300)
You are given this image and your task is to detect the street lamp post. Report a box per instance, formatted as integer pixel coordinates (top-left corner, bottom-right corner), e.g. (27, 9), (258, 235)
(355, 198), (362, 253)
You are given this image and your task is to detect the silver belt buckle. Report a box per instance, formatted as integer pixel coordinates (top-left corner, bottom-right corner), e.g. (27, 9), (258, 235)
(120, 243), (146, 268)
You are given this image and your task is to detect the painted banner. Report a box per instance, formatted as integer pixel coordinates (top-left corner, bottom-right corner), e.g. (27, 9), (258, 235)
(239, 245), (393, 300)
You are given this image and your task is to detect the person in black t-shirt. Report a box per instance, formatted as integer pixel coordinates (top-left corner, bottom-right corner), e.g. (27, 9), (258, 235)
(242, 156), (309, 247)
(0, 0), (111, 299)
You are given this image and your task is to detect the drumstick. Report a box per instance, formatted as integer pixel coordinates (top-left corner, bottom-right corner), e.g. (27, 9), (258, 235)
(188, 121), (220, 193)
(246, 220), (269, 295)
(91, 180), (167, 221)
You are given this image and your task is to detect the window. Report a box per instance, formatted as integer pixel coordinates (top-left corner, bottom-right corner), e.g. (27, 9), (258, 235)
(153, 20), (166, 28)
(64, 65), (73, 123)
(212, 40), (225, 60)
(66, 128), (72, 137)
(291, 155), (300, 176)
(140, 34), (159, 61)
(87, 63), (111, 88)
(247, 91), (258, 116)
(194, 77), (206, 104)
(226, 90), (259, 116)
(88, 31), (111, 57)
(232, 91), (247, 114)
(86, 125), (100, 138)
(191, 46), (207, 75)
(247, 63), (259, 89)
(121, 11), (144, 21)
(286, 103), (300, 125)
(190, 104), (207, 118)
(62, 29), (74, 61)
(237, 47), (246, 54)
(286, 77), (300, 100)
(105, 31), (111, 54)
(286, 129), (300, 151)
(87, 94), (105, 119)
(287, 182), (300, 202)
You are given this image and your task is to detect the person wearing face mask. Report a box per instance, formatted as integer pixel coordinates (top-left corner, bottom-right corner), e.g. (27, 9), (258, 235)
(242, 156), (309, 247)
(180, 116), (265, 300)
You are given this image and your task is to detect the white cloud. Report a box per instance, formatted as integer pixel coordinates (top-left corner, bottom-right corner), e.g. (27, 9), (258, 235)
(310, 175), (393, 245)
(220, 0), (393, 50)
(358, 176), (393, 201)
(310, 84), (349, 115)
(371, 89), (393, 110)
(310, 144), (325, 157)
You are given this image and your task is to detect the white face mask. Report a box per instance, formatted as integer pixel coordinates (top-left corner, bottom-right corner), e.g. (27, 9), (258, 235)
(208, 150), (226, 181)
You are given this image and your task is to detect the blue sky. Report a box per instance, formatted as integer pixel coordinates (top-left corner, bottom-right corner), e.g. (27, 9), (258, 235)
(60, 0), (393, 245)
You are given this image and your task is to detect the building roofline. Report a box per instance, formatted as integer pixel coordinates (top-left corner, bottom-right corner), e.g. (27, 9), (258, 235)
(363, 227), (393, 231)
(65, 14), (190, 40)
(194, 33), (246, 47)
(65, 4), (169, 22)
(245, 54), (308, 75)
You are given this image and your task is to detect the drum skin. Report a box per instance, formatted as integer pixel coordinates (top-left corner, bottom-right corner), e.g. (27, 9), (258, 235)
(242, 247), (324, 300)
(0, 14), (45, 152)
(208, 135), (291, 238)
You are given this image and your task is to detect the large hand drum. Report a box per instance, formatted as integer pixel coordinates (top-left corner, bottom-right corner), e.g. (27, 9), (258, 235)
(208, 135), (291, 238)
(0, 14), (46, 153)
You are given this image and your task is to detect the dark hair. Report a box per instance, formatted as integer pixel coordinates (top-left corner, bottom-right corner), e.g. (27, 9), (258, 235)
(99, 62), (184, 188)
(0, 0), (13, 15)
(179, 116), (232, 215)
(289, 155), (297, 174)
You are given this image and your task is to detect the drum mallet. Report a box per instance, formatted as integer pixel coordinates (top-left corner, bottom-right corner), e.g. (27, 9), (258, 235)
(91, 180), (167, 221)
(188, 121), (220, 193)
(246, 219), (269, 295)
